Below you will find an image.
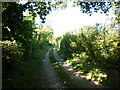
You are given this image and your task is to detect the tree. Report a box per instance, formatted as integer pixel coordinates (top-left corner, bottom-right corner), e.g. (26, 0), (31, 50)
(74, 2), (112, 15)
(2, 2), (35, 60)
(2, 2), (24, 41)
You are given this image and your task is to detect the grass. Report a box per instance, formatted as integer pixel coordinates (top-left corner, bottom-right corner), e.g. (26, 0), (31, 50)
(3, 44), (50, 88)
(49, 48), (75, 88)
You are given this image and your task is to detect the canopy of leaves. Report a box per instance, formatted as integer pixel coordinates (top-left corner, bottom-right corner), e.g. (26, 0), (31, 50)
(75, 2), (112, 16)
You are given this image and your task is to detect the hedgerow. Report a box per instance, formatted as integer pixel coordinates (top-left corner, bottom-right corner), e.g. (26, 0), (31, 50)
(2, 40), (23, 72)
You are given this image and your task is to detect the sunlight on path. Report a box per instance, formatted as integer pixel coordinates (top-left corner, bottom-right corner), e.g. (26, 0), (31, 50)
(53, 48), (104, 88)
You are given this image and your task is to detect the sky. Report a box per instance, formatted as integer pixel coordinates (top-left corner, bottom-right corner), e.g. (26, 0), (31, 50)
(35, 2), (115, 37)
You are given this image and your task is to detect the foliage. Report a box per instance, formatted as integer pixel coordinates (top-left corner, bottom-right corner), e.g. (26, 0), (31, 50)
(54, 36), (62, 52)
(2, 1), (120, 88)
(59, 24), (120, 66)
(2, 2), (54, 65)
(56, 23), (120, 87)
(32, 25), (53, 48)
(75, 2), (112, 16)
(59, 32), (78, 59)
(2, 40), (23, 72)
(2, 2), (35, 60)
(24, 2), (52, 23)
(20, 18), (34, 60)
(2, 2), (24, 41)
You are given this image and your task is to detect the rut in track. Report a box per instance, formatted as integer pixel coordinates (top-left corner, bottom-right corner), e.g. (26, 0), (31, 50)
(39, 48), (65, 88)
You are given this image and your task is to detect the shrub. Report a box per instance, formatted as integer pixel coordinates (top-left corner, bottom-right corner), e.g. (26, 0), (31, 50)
(2, 40), (23, 72)
(58, 25), (120, 71)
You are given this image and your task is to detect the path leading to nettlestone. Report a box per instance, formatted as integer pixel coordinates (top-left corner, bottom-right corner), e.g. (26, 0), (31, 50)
(53, 48), (104, 88)
(39, 48), (65, 88)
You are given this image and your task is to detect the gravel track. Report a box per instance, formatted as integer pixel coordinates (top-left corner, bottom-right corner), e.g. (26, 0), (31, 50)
(39, 48), (65, 88)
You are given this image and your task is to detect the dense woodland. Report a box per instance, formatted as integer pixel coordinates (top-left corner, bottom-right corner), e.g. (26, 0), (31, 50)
(2, 1), (120, 88)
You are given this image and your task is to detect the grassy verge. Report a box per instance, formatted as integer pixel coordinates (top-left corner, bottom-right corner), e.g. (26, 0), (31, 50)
(3, 44), (50, 88)
(49, 48), (74, 88)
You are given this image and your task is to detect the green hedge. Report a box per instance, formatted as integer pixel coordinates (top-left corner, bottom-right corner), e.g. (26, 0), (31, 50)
(2, 40), (23, 72)
(58, 26), (120, 70)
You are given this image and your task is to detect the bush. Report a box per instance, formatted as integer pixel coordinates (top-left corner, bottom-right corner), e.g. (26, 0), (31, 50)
(58, 25), (120, 71)
(2, 40), (23, 72)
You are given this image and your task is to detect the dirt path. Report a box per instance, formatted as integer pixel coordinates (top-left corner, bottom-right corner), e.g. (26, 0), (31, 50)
(39, 48), (65, 88)
(53, 48), (104, 88)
